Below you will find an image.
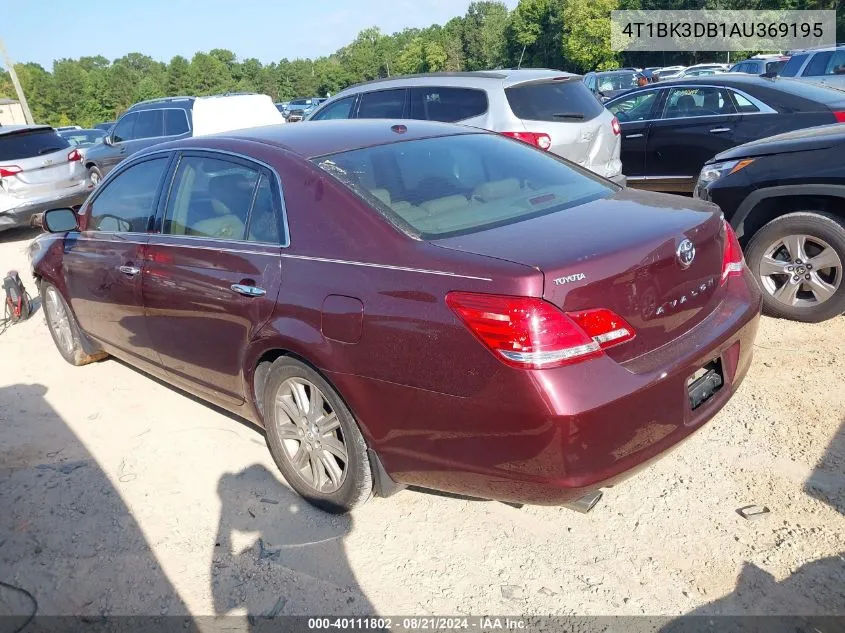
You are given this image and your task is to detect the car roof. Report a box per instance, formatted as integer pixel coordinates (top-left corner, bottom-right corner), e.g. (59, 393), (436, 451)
(150, 119), (483, 160)
(335, 69), (578, 95)
(0, 124), (54, 137)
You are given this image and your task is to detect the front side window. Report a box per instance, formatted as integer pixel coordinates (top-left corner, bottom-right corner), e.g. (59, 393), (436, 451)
(164, 109), (190, 136)
(314, 133), (613, 239)
(663, 87), (735, 118)
(164, 156), (263, 240)
(803, 52), (833, 76)
(134, 110), (164, 139)
(824, 50), (845, 75)
(111, 113), (138, 143)
(311, 96), (357, 121)
(409, 87), (488, 122)
(356, 89), (406, 119)
(607, 91), (659, 122)
(780, 53), (809, 77)
(87, 158), (169, 232)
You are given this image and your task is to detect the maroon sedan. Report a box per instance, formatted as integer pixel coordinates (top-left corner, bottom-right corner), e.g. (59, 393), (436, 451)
(31, 120), (761, 513)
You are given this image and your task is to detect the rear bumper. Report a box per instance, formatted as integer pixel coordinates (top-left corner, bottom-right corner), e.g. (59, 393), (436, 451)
(0, 183), (90, 232)
(330, 270), (762, 505)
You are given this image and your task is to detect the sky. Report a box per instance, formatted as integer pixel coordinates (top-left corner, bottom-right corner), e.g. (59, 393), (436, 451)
(5, 0), (520, 70)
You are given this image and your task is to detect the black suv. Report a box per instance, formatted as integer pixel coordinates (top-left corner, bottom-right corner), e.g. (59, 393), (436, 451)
(695, 124), (845, 323)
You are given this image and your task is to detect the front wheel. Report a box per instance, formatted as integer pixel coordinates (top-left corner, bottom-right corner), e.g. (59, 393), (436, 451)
(745, 211), (845, 323)
(41, 282), (107, 365)
(263, 357), (372, 513)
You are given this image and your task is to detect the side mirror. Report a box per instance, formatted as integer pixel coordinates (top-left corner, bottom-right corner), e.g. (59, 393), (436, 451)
(103, 135), (114, 146)
(43, 208), (79, 233)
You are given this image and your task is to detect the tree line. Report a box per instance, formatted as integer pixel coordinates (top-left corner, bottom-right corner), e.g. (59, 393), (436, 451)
(2, 0), (842, 128)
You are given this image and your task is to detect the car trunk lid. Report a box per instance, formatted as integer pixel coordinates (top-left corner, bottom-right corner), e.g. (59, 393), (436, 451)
(433, 189), (727, 362)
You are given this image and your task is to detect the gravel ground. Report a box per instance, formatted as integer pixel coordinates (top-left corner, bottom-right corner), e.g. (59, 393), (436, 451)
(0, 226), (843, 623)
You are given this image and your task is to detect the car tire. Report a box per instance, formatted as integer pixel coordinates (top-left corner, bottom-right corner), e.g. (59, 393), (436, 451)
(263, 357), (372, 513)
(41, 282), (107, 366)
(745, 211), (845, 323)
(88, 166), (103, 187)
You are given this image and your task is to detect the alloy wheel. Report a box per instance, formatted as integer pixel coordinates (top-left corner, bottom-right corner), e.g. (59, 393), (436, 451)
(44, 287), (74, 355)
(274, 377), (348, 494)
(759, 234), (842, 308)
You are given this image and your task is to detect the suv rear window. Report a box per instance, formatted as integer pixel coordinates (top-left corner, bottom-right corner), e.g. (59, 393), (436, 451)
(506, 79), (604, 122)
(0, 128), (71, 161)
(313, 133), (613, 239)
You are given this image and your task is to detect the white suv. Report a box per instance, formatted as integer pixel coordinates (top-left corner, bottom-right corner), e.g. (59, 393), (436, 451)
(305, 70), (625, 185)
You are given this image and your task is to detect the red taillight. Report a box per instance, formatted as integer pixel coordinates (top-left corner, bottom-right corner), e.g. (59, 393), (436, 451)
(0, 165), (22, 178)
(501, 131), (552, 151)
(568, 308), (635, 349)
(721, 220), (744, 285)
(446, 292), (635, 369)
(67, 149), (82, 162)
(833, 111), (845, 123)
(611, 117), (621, 135)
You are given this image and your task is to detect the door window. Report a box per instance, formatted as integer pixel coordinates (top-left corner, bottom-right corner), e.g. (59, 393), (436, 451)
(164, 109), (190, 136)
(87, 157), (170, 232)
(780, 53), (809, 77)
(607, 91), (660, 122)
(409, 87), (488, 122)
(802, 52), (834, 76)
(356, 89), (406, 118)
(164, 155), (264, 241)
(662, 87), (735, 118)
(134, 109), (164, 139)
(111, 113), (138, 143)
(245, 176), (280, 243)
(310, 96), (357, 120)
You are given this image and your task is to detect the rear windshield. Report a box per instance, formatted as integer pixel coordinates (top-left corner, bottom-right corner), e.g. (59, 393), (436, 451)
(506, 79), (604, 122)
(313, 133), (614, 239)
(0, 129), (71, 161)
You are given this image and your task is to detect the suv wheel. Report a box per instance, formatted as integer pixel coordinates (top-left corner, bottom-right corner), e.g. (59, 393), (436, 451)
(88, 166), (103, 187)
(263, 357), (372, 513)
(745, 211), (845, 322)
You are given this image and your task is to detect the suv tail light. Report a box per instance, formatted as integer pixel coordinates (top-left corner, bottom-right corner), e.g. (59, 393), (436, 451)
(833, 111), (845, 123)
(67, 149), (82, 162)
(611, 117), (621, 135)
(0, 165), (22, 178)
(446, 292), (635, 369)
(501, 131), (552, 151)
(721, 220), (744, 285)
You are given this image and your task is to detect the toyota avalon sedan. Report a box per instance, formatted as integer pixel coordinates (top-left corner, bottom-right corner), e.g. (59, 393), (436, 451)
(30, 120), (761, 513)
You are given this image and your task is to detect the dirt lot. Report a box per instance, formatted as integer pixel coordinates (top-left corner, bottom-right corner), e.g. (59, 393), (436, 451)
(0, 225), (843, 622)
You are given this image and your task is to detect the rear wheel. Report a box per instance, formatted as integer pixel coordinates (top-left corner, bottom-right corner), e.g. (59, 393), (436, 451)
(745, 211), (845, 323)
(263, 357), (372, 513)
(88, 166), (103, 187)
(41, 282), (107, 366)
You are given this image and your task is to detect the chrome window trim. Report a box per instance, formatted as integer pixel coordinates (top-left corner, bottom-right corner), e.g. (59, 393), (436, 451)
(95, 147), (292, 248)
(276, 253), (492, 281)
(608, 84), (776, 124)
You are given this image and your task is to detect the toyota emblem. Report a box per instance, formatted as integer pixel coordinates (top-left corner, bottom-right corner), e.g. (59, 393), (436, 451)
(676, 239), (696, 268)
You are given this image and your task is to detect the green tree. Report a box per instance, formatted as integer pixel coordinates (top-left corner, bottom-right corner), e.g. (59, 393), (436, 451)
(463, 2), (510, 70)
(166, 56), (191, 95)
(562, 0), (620, 72)
(507, 0), (566, 69)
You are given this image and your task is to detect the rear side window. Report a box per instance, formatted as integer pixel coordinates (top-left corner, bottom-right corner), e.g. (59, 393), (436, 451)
(803, 52), (833, 76)
(314, 133), (613, 239)
(731, 91), (760, 113)
(663, 87), (735, 118)
(0, 129), (70, 161)
(780, 54), (809, 77)
(164, 109), (190, 136)
(409, 87), (488, 122)
(357, 89), (406, 118)
(506, 79), (604, 123)
(88, 157), (169, 232)
(134, 109), (164, 139)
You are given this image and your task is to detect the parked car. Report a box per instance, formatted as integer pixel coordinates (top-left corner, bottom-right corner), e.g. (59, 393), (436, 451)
(0, 125), (89, 232)
(57, 128), (106, 158)
(678, 68), (725, 78)
(83, 93), (285, 186)
(93, 121), (114, 132)
(583, 69), (646, 102)
(31, 120), (761, 512)
(605, 75), (845, 193)
(306, 70), (625, 185)
(729, 55), (790, 76)
(285, 97), (325, 122)
(695, 123), (845, 323)
(275, 101), (289, 114)
(778, 45), (845, 89)
(654, 66), (686, 80)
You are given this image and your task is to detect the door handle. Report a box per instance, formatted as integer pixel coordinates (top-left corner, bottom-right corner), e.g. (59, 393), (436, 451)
(709, 127), (731, 133)
(231, 283), (266, 297)
(118, 265), (140, 276)
(625, 133), (644, 139)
